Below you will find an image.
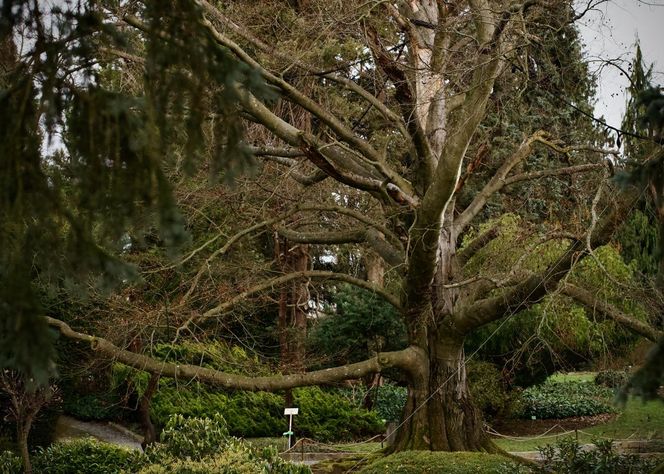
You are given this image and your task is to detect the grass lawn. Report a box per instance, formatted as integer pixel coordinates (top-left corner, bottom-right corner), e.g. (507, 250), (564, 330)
(496, 371), (664, 453)
(245, 437), (382, 454)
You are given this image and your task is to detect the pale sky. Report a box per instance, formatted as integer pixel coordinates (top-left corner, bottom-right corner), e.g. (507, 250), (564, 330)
(577, 0), (664, 129)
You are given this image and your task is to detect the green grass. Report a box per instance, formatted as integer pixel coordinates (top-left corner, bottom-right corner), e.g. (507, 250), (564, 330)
(244, 437), (382, 454)
(547, 371), (597, 383)
(496, 397), (664, 452)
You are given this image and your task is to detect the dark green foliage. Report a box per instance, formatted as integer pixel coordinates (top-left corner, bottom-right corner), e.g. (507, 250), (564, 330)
(616, 209), (660, 277)
(0, 450), (22, 474)
(309, 284), (406, 365)
(61, 392), (121, 421)
(595, 370), (629, 389)
(537, 437), (657, 474)
(619, 336), (664, 403)
(371, 383), (408, 423)
(149, 384), (384, 441)
(515, 380), (615, 419)
(358, 451), (529, 474)
(467, 361), (515, 420)
(31, 438), (140, 474)
(0, 0), (268, 383)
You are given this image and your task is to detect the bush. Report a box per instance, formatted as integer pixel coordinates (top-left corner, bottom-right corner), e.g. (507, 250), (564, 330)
(140, 441), (310, 474)
(61, 392), (122, 421)
(31, 438), (140, 474)
(372, 383), (407, 423)
(0, 451), (22, 474)
(515, 381), (615, 419)
(358, 451), (530, 474)
(537, 437), (657, 474)
(151, 384), (384, 441)
(141, 414), (309, 474)
(153, 413), (229, 460)
(595, 370), (628, 388)
(467, 361), (515, 420)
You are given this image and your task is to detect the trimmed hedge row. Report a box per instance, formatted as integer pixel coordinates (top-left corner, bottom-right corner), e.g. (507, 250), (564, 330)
(515, 380), (615, 419)
(151, 384), (384, 441)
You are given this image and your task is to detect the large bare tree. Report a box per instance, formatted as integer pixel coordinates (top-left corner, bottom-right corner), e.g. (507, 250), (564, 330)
(28, 0), (662, 452)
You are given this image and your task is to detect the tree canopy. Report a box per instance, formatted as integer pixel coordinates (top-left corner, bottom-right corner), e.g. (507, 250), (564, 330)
(2, 0), (663, 453)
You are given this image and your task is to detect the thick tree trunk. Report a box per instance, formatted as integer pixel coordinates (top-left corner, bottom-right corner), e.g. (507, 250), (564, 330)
(391, 332), (495, 452)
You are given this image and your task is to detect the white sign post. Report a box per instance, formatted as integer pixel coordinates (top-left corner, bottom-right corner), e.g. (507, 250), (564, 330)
(283, 407), (299, 450)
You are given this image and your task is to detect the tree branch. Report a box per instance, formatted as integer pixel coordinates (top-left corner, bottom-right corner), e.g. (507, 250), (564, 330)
(197, 0), (409, 139)
(197, 13), (414, 198)
(455, 185), (643, 333)
(176, 270), (401, 337)
(455, 132), (615, 234)
(46, 316), (417, 391)
(559, 283), (662, 342)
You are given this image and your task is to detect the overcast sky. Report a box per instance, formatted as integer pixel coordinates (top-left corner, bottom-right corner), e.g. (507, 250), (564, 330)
(576, 0), (664, 129)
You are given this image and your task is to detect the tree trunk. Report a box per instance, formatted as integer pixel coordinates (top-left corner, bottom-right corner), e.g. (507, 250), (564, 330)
(17, 418), (33, 474)
(391, 332), (495, 452)
(139, 373), (160, 449)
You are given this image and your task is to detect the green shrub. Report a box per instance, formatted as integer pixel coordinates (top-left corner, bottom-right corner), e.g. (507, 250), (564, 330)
(0, 450), (22, 474)
(61, 392), (122, 421)
(372, 383), (407, 423)
(358, 451), (530, 474)
(140, 414), (310, 474)
(153, 413), (229, 460)
(150, 384), (384, 441)
(31, 438), (140, 474)
(515, 381), (615, 419)
(595, 370), (628, 388)
(537, 437), (657, 473)
(467, 361), (515, 420)
(140, 441), (311, 474)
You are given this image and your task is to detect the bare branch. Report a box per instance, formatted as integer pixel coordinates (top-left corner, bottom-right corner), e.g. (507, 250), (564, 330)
(276, 227), (367, 245)
(46, 316), (417, 390)
(504, 162), (608, 186)
(197, 13), (414, 198)
(455, 132), (614, 234)
(197, 0), (409, 138)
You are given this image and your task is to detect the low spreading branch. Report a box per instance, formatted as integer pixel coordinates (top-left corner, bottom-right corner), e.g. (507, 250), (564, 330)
(559, 283), (662, 342)
(46, 317), (417, 391)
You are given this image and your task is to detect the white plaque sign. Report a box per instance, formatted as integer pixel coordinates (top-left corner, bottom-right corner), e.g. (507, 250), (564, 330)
(284, 407), (299, 415)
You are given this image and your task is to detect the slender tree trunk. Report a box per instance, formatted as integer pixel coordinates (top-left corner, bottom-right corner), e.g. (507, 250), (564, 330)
(139, 373), (160, 449)
(391, 329), (494, 452)
(17, 417), (33, 474)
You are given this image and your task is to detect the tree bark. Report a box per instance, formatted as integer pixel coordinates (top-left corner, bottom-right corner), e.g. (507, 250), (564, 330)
(391, 331), (494, 452)
(17, 417), (33, 474)
(138, 373), (160, 449)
